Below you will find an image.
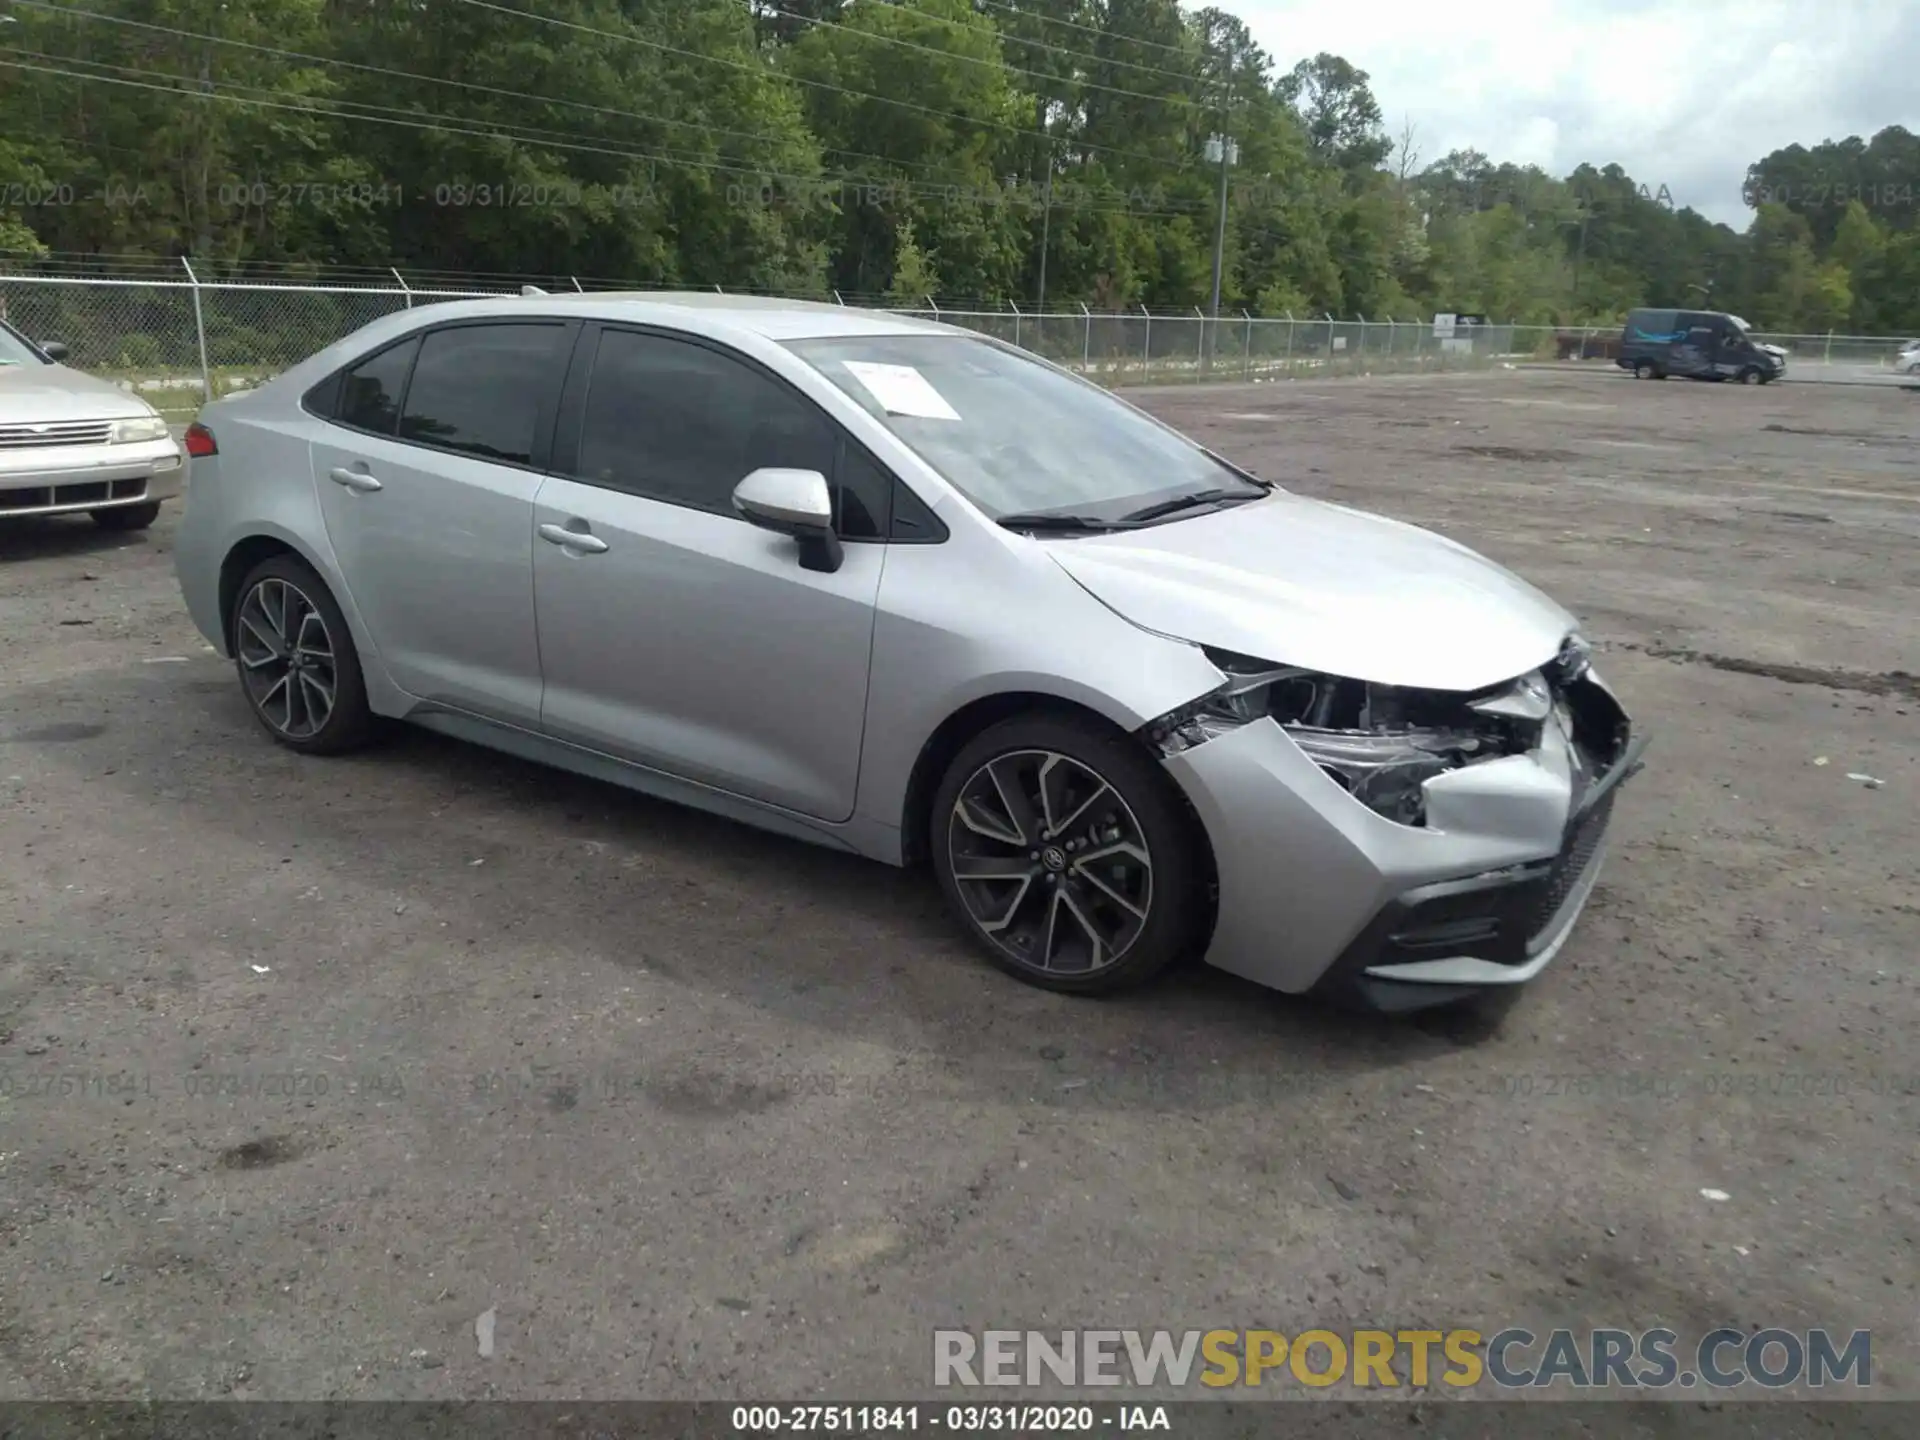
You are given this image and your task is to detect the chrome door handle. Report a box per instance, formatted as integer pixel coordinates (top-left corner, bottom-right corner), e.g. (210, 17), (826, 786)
(328, 466), (382, 493)
(539, 521), (608, 554)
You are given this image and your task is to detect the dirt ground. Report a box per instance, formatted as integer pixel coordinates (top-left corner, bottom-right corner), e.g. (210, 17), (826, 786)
(0, 364), (1915, 1418)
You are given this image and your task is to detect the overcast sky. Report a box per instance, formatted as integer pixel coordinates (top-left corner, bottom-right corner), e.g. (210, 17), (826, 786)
(1237, 0), (1920, 228)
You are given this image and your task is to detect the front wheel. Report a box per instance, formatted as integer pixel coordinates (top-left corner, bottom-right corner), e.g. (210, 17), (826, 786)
(1633, 360), (1653, 379)
(230, 554), (375, 754)
(931, 713), (1204, 995)
(1738, 367), (1762, 385)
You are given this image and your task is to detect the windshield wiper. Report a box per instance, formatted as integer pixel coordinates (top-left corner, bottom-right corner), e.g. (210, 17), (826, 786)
(1200, 449), (1273, 488)
(994, 511), (1135, 533)
(1119, 487), (1261, 524)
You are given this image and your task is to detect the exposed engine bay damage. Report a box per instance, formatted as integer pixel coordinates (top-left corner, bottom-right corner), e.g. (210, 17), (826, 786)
(1146, 640), (1631, 829)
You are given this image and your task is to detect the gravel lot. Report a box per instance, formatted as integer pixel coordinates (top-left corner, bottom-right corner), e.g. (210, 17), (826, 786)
(1, 365), (1915, 1416)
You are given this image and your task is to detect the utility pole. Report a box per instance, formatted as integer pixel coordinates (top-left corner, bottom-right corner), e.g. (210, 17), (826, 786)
(1207, 38), (1236, 321)
(1565, 195), (1593, 318)
(1035, 144), (1053, 314)
(1573, 207), (1588, 312)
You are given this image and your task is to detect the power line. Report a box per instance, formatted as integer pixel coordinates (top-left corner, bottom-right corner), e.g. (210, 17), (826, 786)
(756, 1), (1208, 111)
(4, 46), (779, 179)
(971, 0), (1198, 59)
(905, 0), (1217, 88)
(0, 50), (844, 184)
(0, 50), (1215, 221)
(11, 0), (965, 186)
(882, 0), (1221, 90)
(454, 0), (1191, 174)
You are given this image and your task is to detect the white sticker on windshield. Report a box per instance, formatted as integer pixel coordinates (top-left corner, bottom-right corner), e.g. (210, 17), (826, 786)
(843, 361), (961, 421)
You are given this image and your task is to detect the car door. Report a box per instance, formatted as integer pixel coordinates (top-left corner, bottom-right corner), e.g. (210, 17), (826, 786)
(308, 319), (573, 728)
(1711, 324), (1747, 376)
(530, 324), (889, 823)
(1672, 324), (1716, 378)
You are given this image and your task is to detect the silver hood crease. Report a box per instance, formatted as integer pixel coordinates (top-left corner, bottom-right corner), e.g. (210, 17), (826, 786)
(1041, 491), (1579, 692)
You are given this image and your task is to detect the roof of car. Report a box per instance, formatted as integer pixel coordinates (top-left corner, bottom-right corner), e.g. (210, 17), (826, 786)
(473, 289), (959, 341)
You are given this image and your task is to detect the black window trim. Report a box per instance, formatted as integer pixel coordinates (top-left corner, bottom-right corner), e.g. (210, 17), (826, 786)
(0, 317), (56, 366)
(302, 334), (418, 434)
(307, 316), (580, 474)
(552, 320), (947, 545)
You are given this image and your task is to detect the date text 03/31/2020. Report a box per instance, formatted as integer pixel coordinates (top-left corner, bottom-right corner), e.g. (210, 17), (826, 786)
(730, 1406), (1168, 1433)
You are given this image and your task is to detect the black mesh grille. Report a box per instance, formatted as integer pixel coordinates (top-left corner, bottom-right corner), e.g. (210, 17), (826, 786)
(1528, 793), (1614, 945)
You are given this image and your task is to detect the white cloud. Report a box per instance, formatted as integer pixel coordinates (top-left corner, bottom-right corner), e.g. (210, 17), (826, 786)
(1236, 0), (1920, 226)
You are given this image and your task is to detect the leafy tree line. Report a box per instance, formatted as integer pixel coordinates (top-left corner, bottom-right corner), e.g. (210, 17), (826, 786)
(1, 0), (1916, 333)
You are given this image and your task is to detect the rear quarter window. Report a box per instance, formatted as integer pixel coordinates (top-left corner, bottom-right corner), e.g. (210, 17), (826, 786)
(336, 337), (420, 436)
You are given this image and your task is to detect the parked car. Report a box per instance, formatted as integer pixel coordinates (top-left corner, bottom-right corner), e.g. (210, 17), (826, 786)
(173, 293), (1647, 1011)
(1895, 340), (1920, 375)
(0, 318), (183, 528)
(1617, 308), (1786, 384)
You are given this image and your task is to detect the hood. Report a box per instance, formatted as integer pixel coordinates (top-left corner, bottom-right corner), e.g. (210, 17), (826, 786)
(1757, 343), (1788, 359)
(1046, 492), (1579, 692)
(0, 364), (155, 424)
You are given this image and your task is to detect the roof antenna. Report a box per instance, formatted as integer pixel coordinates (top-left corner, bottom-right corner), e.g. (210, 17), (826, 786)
(520, 284), (548, 296)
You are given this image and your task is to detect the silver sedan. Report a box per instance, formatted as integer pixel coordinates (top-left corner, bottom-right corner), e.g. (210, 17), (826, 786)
(172, 293), (1646, 1010)
(0, 319), (183, 528)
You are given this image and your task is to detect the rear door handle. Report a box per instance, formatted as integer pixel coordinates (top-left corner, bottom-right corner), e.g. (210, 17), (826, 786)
(328, 466), (382, 493)
(539, 521), (608, 554)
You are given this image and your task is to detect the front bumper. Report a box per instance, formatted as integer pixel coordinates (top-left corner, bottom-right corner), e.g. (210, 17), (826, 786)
(1162, 696), (1646, 1009)
(0, 438), (184, 518)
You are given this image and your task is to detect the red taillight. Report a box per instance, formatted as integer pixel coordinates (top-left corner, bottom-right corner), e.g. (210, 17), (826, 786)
(184, 422), (217, 458)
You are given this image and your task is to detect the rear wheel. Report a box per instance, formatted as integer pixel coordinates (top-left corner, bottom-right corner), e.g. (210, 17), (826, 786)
(230, 554), (375, 755)
(91, 501), (161, 531)
(930, 712), (1203, 995)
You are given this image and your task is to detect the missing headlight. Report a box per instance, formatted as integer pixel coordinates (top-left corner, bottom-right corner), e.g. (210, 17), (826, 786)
(1146, 648), (1544, 827)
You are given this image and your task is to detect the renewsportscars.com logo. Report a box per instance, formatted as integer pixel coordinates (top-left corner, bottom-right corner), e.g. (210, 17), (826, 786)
(932, 1328), (1873, 1392)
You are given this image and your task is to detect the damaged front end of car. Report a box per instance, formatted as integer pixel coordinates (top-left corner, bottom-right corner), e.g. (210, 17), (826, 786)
(1142, 637), (1648, 1008)
(1149, 640), (1633, 826)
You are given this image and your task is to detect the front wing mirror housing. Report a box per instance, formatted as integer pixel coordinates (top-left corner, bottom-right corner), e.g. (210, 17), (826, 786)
(733, 467), (843, 574)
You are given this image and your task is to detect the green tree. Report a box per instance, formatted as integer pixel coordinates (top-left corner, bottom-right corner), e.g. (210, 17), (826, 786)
(1274, 53), (1390, 176)
(887, 217), (940, 302)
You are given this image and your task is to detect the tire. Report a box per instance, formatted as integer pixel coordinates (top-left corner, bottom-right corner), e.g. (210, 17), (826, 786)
(91, 501), (161, 531)
(1738, 367), (1761, 385)
(229, 553), (375, 755)
(1632, 359), (1653, 379)
(930, 711), (1203, 995)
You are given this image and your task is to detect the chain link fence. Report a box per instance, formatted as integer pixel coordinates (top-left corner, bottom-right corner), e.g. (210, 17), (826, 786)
(3, 271), (1914, 418)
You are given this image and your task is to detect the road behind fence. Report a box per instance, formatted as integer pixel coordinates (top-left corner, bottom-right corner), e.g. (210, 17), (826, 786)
(2, 272), (1912, 419)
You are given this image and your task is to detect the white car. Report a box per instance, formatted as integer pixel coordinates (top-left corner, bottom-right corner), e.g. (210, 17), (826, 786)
(1895, 340), (1920, 376)
(0, 319), (184, 529)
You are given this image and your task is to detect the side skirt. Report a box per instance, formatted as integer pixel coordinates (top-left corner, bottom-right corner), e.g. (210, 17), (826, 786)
(406, 707), (903, 865)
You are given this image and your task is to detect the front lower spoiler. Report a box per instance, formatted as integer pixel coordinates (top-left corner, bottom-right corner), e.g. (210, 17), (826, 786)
(1161, 715), (1647, 1002)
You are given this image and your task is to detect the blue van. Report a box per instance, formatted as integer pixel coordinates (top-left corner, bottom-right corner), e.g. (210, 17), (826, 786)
(1617, 308), (1786, 384)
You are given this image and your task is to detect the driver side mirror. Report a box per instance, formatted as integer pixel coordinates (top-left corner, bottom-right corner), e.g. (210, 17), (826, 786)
(732, 467), (843, 574)
(39, 340), (70, 362)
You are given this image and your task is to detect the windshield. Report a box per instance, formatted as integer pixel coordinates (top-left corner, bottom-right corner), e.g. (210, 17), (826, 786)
(1727, 316), (1752, 335)
(0, 322), (49, 367)
(784, 333), (1265, 523)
